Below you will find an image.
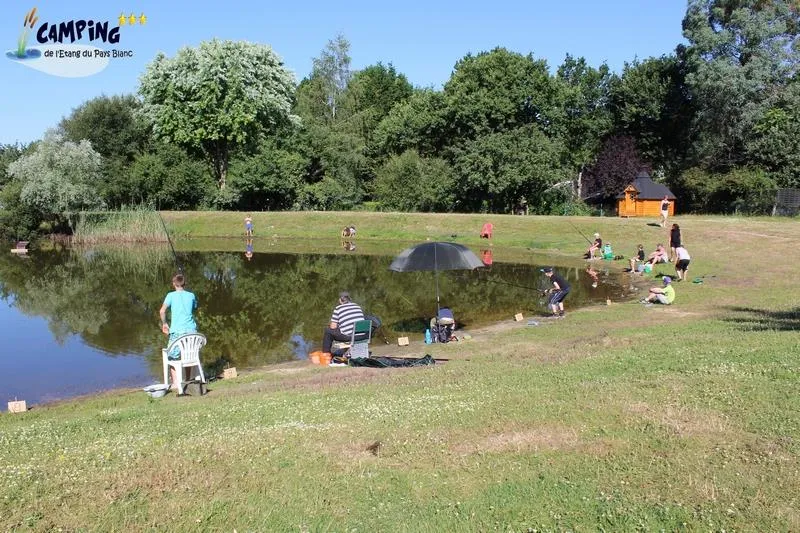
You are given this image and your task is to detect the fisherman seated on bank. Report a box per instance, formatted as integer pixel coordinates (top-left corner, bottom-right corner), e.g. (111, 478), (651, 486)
(586, 233), (602, 259)
(322, 291), (365, 358)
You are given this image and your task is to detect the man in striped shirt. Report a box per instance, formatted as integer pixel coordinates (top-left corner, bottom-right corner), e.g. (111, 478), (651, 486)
(322, 291), (365, 356)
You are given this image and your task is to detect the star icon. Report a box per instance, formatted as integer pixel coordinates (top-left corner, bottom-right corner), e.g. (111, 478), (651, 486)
(128, 13), (136, 25)
(118, 12), (127, 26)
(139, 13), (147, 25)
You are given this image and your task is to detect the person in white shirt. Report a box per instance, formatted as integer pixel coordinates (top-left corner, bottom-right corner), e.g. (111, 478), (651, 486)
(674, 246), (691, 281)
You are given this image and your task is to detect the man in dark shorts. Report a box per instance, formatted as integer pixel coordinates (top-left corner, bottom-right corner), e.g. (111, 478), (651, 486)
(541, 267), (570, 318)
(674, 246), (691, 281)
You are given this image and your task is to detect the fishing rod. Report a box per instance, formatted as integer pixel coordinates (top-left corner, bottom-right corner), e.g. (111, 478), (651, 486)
(482, 277), (549, 295)
(566, 219), (594, 246)
(157, 211), (184, 276)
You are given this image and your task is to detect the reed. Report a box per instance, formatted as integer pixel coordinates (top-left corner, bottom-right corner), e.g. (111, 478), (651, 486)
(72, 207), (167, 244)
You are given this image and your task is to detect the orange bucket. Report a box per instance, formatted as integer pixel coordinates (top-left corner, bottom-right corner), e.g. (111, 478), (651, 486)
(319, 353), (332, 366)
(309, 351), (322, 365)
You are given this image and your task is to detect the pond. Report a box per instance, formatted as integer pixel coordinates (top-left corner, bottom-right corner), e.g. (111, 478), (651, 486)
(0, 240), (637, 408)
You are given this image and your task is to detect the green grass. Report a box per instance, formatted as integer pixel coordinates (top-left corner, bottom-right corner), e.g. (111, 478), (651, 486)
(72, 207), (168, 244)
(1, 212), (799, 530)
(16, 29), (27, 58)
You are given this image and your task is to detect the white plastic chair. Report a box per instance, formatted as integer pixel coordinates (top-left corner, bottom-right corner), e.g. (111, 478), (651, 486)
(161, 333), (207, 395)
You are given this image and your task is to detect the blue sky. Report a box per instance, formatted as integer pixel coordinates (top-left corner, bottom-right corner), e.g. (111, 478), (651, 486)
(1, 0), (688, 145)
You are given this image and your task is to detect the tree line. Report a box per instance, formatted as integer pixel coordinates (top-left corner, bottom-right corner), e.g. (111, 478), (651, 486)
(1, 0), (798, 239)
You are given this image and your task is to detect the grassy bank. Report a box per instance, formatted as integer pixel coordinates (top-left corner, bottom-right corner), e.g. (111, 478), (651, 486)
(2, 212), (799, 531)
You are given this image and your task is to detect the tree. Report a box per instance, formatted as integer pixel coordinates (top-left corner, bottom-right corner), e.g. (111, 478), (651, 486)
(443, 48), (562, 143)
(451, 125), (567, 213)
(311, 33), (352, 122)
(139, 39), (298, 189)
(609, 54), (693, 173)
(372, 89), (449, 158)
(58, 94), (151, 206)
(228, 134), (308, 210)
(682, 0), (800, 169)
(556, 55), (615, 171)
(582, 135), (649, 201)
(7, 131), (105, 231)
(373, 150), (455, 212)
(339, 63), (414, 141)
(126, 143), (213, 209)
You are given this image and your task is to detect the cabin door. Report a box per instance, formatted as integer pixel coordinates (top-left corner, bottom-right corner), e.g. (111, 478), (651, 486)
(622, 191), (637, 216)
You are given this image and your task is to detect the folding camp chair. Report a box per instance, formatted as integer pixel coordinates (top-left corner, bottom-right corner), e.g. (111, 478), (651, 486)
(347, 320), (373, 360)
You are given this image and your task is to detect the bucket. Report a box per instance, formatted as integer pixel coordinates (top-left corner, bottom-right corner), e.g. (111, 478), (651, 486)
(310, 351), (322, 365)
(319, 353), (332, 366)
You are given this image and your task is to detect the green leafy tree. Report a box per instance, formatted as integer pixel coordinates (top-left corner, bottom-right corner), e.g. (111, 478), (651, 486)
(339, 63), (414, 141)
(443, 48), (562, 143)
(228, 134), (308, 210)
(452, 125), (566, 213)
(7, 132), (105, 231)
(372, 89), (449, 158)
(139, 39), (298, 190)
(609, 54), (693, 173)
(373, 150), (455, 212)
(58, 94), (150, 206)
(676, 166), (776, 214)
(682, 0), (800, 168)
(746, 81), (800, 187)
(127, 143), (213, 209)
(312, 33), (352, 122)
(556, 55), (615, 171)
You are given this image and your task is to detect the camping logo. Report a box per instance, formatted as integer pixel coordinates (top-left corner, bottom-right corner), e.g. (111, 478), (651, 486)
(6, 7), (143, 78)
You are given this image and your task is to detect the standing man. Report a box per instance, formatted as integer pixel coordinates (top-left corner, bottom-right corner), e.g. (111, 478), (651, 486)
(244, 214), (253, 237)
(159, 273), (198, 387)
(660, 196), (671, 227)
(322, 291), (365, 357)
(542, 267), (570, 318)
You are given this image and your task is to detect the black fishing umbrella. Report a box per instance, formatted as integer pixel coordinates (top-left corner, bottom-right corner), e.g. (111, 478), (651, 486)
(389, 242), (485, 312)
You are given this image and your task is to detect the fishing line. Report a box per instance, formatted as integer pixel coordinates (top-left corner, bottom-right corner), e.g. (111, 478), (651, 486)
(157, 211), (184, 276)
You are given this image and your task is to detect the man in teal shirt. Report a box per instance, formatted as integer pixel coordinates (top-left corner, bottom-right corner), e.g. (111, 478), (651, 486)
(159, 273), (198, 385)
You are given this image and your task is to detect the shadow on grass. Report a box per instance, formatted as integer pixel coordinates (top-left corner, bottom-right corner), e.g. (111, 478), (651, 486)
(724, 306), (800, 331)
(646, 223), (662, 227)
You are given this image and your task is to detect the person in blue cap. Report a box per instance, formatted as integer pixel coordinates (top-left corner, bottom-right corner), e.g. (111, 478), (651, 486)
(641, 276), (675, 305)
(541, 267), (570, 318)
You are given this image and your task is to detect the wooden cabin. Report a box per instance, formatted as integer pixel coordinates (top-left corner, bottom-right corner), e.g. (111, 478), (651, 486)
(616, 172), (676, 218)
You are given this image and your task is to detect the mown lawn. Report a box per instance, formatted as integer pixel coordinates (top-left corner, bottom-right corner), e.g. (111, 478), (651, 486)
(1, 212), (798, 531)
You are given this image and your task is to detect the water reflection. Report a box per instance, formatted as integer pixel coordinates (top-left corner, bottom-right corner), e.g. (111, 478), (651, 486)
(0, 244), (634, 406)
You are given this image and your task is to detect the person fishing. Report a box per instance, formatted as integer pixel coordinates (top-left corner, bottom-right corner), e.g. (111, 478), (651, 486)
(159, 273), (198, 388)
(586, 233), (602, 259)
(541, 267), (570, 318)
(321, 291), (365, 359)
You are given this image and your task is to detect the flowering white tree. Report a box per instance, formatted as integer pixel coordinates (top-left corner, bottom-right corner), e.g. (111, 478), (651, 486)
(8, 131), (105, 230)
(139, 39), (299, 190)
